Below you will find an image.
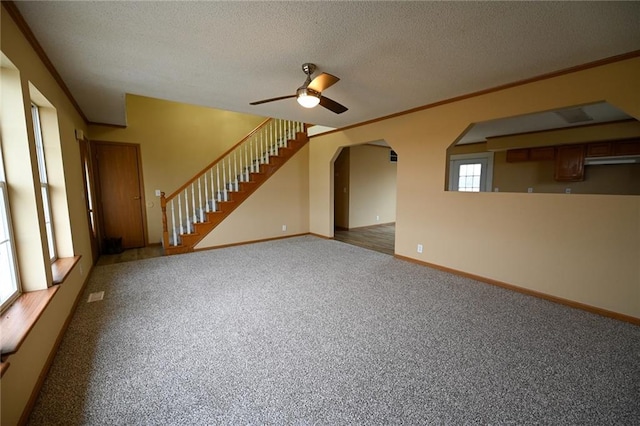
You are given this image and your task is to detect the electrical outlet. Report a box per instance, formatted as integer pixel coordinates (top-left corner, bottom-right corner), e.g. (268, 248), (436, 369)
(282, 225), (287, 231)
(528, 187), (534, 193)
(494, 187), (499, 192)
(417, 244), (423, 254)
(376, 215), (380, 221)
(565, 188), (571, 194)
(155, 189), (161, 197)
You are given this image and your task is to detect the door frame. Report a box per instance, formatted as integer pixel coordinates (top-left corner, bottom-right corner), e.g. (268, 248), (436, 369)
(78, 136), (100, 263)
(91, 140), (148, 251)
(448, 152), (495, 192)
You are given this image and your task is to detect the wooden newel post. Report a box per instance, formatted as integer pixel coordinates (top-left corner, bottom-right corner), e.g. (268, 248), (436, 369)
(160, 192), (169, 250)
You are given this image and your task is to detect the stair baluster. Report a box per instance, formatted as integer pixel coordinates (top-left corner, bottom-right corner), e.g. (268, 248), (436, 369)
(184, 189), (190, 233)
(178, 194), (184, 236)
(211, 171), (217, 212)
(244, 143), (250, 179)
(270, 123), (275, 156)
(227, 157), (233, 192)
(204, 173), (210, 213)
(197, 179), (204, 222)
(191, 184), (197, 225)
(263, 131), (266, 164)
(215, 164), (220, 202)
(170, 200), (177, 246)
(232, 152), (237, 190)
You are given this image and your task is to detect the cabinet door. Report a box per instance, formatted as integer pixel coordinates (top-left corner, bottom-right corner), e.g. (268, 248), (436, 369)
(554, 145), (585, 181)
(530, 147), (555, 161)
(506, 148), (529, 162)
(586, 142), (612, 157)
(613, 140), (640, 156)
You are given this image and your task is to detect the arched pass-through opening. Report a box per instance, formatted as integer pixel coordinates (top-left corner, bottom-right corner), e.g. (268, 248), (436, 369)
(331, 140), (397, 255)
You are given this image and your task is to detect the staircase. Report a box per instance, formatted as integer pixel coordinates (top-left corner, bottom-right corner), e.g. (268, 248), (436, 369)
(160, 118), (308, 255)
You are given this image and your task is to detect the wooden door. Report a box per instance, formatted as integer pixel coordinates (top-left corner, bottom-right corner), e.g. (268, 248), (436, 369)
(93, 141), (146, 250)
(333, 147), (350, 229)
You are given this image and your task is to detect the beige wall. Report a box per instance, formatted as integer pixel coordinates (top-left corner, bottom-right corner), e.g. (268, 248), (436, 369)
(195, 144), (310, 248)
(89, 95), (266, 244)
(1, 6), (92, 425)
(309, 58), (640, 318)
(348, 144), (397, 228)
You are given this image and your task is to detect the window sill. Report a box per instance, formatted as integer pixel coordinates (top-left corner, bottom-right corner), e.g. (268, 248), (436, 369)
(0, 255), (81, 374)
(52, 255), (81, 284)
(0, 286), (59, 357)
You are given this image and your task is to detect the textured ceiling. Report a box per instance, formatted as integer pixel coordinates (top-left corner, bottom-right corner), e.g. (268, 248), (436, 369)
(12, 1), (640, 128)
(458, 102), (633, 145)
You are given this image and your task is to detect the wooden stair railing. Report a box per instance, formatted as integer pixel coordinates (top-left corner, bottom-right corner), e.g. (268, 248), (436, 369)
(160, 119), (308, 255)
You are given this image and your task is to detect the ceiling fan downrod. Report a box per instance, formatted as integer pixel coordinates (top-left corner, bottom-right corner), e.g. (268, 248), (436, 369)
(300, 63), (316, 88)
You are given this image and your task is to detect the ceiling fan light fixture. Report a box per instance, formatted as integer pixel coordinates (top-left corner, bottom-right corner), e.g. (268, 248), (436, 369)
(250, 64), (346, 114)
(296, 87), (320, 108)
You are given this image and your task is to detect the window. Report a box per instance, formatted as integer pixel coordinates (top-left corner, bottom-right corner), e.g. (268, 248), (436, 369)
(457, 163), (482, 192)
(31, 104), (56, 261)
(0, 147), (20, 311)
(449, 153), (494, 192)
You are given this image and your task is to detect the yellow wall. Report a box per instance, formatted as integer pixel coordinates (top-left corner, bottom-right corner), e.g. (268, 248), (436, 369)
(89, 95), (266, 244)
(348, 144), (397, 228)
(309, 58), (640, 318)
(1, 6), (92, 425)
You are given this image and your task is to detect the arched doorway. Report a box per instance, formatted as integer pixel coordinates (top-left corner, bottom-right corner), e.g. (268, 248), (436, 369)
(332, 141), (397, 255)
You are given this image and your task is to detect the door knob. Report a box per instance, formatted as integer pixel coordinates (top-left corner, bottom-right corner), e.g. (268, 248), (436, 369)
(133, 196), (141, 200)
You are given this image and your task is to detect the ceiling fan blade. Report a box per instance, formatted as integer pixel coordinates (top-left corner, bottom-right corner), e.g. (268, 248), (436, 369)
(250, 94), (295, 105)
(319, 96), (348, 114)
(308, 73), (340, 92)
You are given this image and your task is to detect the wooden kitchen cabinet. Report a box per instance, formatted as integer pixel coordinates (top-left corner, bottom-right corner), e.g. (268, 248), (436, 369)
(530, 147), (555, 161)
(554, 145), (585, 181)
(506, 148), (529, 162)
(613, 139), (640, 156)
(586, 142), (612, 157)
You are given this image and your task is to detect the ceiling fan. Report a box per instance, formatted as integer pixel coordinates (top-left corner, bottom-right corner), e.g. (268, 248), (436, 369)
(250, 63), (348, 114)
